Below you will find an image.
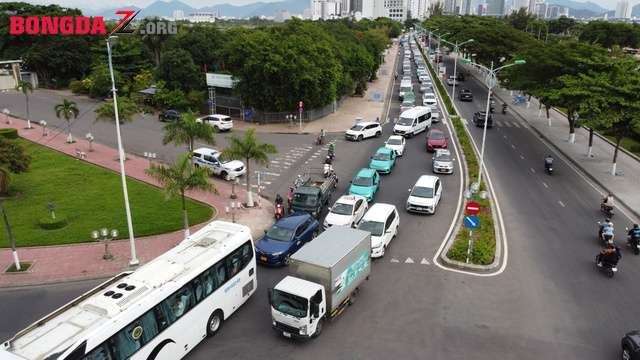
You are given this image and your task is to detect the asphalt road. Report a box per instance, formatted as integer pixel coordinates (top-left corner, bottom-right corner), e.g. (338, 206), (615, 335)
(1, 42), (638, 359)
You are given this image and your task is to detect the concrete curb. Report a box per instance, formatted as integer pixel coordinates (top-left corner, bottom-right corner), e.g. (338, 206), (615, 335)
(381, 43), (400, 125)
(417, 41), (502, 272)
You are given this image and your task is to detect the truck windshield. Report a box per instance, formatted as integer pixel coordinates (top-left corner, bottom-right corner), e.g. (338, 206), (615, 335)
(358, 220), (384, 237)
(331, 203), (353, 215)
(266, 225), (295, 242)
(293, 193), (318, 207)
(272, 289), (308, 318)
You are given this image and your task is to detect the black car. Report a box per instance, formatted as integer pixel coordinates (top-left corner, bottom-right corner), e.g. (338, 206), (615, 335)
(159, 109), (181, 122)
(456, 72), (466, 82)
(622, 331), (640, 359)
(459, 89), (473, 102)
(473, 111), (493, 128)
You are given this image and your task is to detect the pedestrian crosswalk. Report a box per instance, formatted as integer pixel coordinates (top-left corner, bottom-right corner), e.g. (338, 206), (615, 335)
(493, 120), (523, 128)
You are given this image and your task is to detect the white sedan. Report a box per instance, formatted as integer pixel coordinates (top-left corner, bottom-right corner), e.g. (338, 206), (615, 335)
(423, 93), (438, 106)
(385, 135), (406, 156)
(323, 195), (368, 229)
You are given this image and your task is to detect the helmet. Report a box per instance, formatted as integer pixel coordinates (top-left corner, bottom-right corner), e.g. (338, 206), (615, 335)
(606, 218), (611, 223)
(634, 224), (639, 229)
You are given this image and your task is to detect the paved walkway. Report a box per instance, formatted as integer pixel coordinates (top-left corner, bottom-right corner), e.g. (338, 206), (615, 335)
(0, 117), (273, 287)
(460, 62), (640, 221)
(233, 42), (399, 134)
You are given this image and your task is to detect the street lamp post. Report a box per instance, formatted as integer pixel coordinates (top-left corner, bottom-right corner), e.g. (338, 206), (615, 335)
(431, 32), (450, 79)
(461, 58), (526, 187)
(91, 228), (118, 260)
(107, 36), (139, 267)
(440, 38), (474, 100)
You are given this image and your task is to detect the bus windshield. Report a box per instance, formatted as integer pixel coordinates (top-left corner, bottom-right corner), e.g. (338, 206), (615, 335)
(272, 289), (308, 318)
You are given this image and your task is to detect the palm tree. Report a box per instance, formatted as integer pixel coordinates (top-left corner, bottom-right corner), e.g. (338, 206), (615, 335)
(221, 128), (277, 207)
(54, 99), (79, 143)
(15, 80), (33, 129)
(162, 111), (215, 152)
(145, 153), (217, 237)
(95, 97), (139, 124)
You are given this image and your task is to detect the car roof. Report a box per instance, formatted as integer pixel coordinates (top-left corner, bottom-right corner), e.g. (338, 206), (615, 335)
(353, 121), (379, 127)
(400, 106), (430, 118)
(388, 135), (404, 141)
(193, 147), (220, 156)
(335, 194), (365, 205)
(363, 203), (397, 221)
(435, 149), (451, 157)
(274, 212), (310, 229)
(356, 168), (377, 177)
(415, 174), (439, 187)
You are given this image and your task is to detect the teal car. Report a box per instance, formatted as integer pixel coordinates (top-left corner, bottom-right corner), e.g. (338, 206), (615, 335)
(369, 147), (397, 174)
(348, 168), (381, 202)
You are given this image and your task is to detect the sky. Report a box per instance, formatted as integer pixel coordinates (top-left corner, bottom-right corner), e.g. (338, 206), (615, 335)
(0, 0), (619, 11)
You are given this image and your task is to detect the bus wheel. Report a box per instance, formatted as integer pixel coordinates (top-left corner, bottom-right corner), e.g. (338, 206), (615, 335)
(206, 310), (224, 337)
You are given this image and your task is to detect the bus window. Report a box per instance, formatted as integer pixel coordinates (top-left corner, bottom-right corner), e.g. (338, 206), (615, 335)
(240, 242), (253, 268)
(192, 278), (204, 303)
(108, 310), (159, 360)
(82, 344), (112, 360)
(226, 248), (243, 277)
(215, 262), (226, 286)
(165, 286), (195, 320)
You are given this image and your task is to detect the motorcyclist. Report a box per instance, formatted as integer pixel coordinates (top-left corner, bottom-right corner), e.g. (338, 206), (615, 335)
(602, 221), (615, 244)
(597, 243), (621, 268)
(323, 156), (334, 177)
(544, 155), (554, 171)
(628, 224), (640, 246)
(601, 193), (614, 213)
(501, 102), (508, 114)
(275, 193), (283, 206)
(599, 218), (614, 241)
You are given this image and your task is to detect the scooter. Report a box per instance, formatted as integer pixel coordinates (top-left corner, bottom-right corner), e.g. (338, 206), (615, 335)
(601, 203), (614, 218)
(275, 203), (284, 220)
(597, 221), (614, 246)
(626, 227), (640, 255)
(327, 149), (335, 161)
(595, 255), (618, 278)
(501, 104), (508, 115)
(545, 163), (553, 175)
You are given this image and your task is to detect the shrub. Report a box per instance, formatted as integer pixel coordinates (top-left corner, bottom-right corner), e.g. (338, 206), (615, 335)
(69, 80), (87, 94)
(0, 128), (19, 139)
(38, 214), (68, 230)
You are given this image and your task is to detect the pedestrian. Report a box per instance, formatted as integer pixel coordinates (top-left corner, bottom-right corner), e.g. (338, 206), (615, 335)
(376, 117), (380, 123)
(394, 72), (398, 80)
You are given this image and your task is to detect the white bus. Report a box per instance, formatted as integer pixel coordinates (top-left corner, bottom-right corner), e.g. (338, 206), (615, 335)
(0, 221), (256, 360)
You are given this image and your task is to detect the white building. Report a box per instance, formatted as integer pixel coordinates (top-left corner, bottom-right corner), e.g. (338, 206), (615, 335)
(188, 12), (217, 22)
(172, 9), (185, 20)
(615, 0), (631, 18)
(408, 0), (428, 18)
(311, 0), (343, 19)
(382, 0), (408, 20)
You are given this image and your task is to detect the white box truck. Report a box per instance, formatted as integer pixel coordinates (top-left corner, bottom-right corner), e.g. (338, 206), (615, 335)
(269, 226), (371, 339)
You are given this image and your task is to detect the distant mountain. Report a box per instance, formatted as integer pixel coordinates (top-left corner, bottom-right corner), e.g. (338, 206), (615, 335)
(86, 5), (142, 19)
(569, 8), (600, 18)
(547, 0), (609, 14)
(138, 0), (196, 18)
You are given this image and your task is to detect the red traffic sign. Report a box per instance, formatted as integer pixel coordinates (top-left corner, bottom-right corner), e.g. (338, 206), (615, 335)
(465, 201), (480, 215)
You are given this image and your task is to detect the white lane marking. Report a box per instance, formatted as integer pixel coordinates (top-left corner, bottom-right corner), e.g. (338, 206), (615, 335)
(511, 144), (516, 149)
(390, 258), (400, 263)
(421, 258), (430, 265)
(263, 181), (272, 185)
(513, 122), (521, 128)
(542, 182), (549, 188)
(520, 154), (525, 160)
(558, 200), (566, 207)
(503, 122), (512, 127)
(503, 135), (507, 139)
(405, 257), (414, 264)
(270, 160), (280, 164)
(530, 168), (536, 173)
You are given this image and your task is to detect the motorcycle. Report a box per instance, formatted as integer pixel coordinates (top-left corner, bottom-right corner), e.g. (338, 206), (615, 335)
(601, 203), (614, 218)
(315, 135), (325, 146)
(327, 149), (335, 161)
(626, 227), (640, 255)
(323, 163), (333, 178)
(597, 221), (615, 246)
(501, 103), (508, 115)
(275, 203), (284, 220)
(595, 255), (618, 278)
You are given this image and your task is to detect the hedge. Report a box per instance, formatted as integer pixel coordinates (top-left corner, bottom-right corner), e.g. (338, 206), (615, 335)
(0, 128), (19, 139)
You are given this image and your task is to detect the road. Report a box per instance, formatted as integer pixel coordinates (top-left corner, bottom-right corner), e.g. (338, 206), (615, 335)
(1, 40), (637, 359)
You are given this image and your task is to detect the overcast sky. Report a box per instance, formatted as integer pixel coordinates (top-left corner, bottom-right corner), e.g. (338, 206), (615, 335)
(0, 0), (617, 11)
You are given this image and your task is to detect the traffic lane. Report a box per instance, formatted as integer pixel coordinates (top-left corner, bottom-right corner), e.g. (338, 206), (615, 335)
(0, 279), (103, 341)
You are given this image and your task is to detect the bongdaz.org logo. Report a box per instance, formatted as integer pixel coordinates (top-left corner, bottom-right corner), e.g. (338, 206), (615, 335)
(9, 10), (176, 36)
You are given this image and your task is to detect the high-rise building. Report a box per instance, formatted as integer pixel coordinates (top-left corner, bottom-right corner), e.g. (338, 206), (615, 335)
(477, 2), (487, 15)
(381, 0), (407, 21)
(486, 0), (504, 15)
(527, 0), (536, 14)
(311, 0), (343, 19)
(615, 0), (631, 18)
(172, 10), (185, 20)
(408, 0), (428, 19)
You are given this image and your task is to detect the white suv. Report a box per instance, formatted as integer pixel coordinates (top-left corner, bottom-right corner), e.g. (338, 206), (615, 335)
(345, 121), (383, 141)
(192, 147), (246, 180)
(358, 203), (399, 258)
(323, 195), (368, 229)
(406, 175), (442, 214)
(196, 114), (233, 132)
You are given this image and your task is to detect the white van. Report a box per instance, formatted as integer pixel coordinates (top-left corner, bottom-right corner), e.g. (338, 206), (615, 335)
(399, 79), (412, 100)
(196, 114), (233, 131)
(394, 106), (432, 137)
(406, 175), (442, 214)
(357, 203), (399, 258)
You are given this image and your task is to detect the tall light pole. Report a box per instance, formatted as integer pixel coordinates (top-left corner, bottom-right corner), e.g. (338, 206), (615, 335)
(107, 36), (139, 267)
(461, 58), (526, 187)
(441, 38), (474, 99)
(433, 32), (450, 77)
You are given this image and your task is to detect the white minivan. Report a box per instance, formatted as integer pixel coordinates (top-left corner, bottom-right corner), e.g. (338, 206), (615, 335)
(406, 175), (442, 214)
(393, 106), (432, 137)
(358, 203), (399, 258)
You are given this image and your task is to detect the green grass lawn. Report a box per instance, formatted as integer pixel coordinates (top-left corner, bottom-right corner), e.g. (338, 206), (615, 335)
(1, 139), (214, 247)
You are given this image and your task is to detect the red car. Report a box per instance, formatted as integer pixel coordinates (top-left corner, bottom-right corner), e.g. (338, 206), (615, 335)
(426, 129), (448, 152)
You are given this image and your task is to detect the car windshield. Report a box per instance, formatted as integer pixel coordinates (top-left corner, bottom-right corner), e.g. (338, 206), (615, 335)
(350, 125), (364, 131)
(400, 86), (412, 92)
(387, 138), (403, 145)
(411, 186), (434, 198)
(272, 289), (308, 318)
(358, 220), (385, 237)
(265, 225), (295, 242)
(331, 202), (353, 215)
(372, 152), (391, 161)
(293, 193), (318, 207)
(352, 175), (373, 187)
(435, 154), (451, 162)
(430, 132), (445, 140)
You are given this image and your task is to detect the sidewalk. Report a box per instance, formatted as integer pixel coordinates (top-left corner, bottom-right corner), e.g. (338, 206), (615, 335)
(0, 117), (273, 287)
(233, 42), (399, 134)
(460, 63), (640, 221)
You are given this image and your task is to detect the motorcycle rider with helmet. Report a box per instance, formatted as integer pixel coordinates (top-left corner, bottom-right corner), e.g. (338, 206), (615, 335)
(628, 224), (640, 250)
(599, 218), (614, 243)
(597, 243), (622, 268)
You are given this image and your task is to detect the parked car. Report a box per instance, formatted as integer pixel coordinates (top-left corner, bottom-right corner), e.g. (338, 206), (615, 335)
(385, 135), (406, 156)
(159, 109), (180, 122)
(196, 114), (233, 132)
(254, 212), (320, 266)
(432, 149), (454, 174)
(473, 111), (494, 128)
(192, 147), (246, 180)
(369, 146), (397, 174)
(459, 89), (473, 102)
(348, 168), (381, 202)
(406, 175), (443, 214)
(423, 93), (437, 106)
(358, 203), (399, 258)
(426, 129), (448, 152)
(323, 195), (368, 229)
(345, 121), (382, 141)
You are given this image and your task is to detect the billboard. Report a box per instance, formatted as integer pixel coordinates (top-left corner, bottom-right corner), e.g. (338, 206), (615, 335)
(206, 73), (237, 88)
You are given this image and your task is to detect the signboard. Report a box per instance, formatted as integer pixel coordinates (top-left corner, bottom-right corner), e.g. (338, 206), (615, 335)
(298, 101), (304, 112)
(205, 73), (237, 88)
(463, 215), (479, 229)
(465, 201), (480, 216)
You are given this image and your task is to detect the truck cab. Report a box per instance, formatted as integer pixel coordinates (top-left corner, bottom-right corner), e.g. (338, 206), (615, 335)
(269, 276), (326, 339)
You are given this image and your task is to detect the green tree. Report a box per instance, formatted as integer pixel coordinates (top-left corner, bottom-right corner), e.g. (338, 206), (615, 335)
(54, 99), (79, 143)
(140, 18), (171, 66)
(157, 48), (202, 91)
(145, 153), (216, 237)
(548, 16), (577, 36)
(95, 97), (139, 124)
(428, 2), (444, 16)
(221, 128), (277, 207)
(15, 80), (33, 126)
(162, 111), (215, 152)
(154, 85), (190, 111)
(506, 8), (535, 31)
(0, 137), (31, 195)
